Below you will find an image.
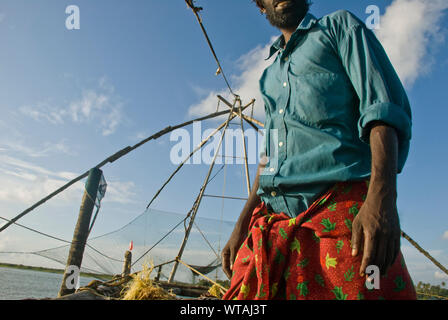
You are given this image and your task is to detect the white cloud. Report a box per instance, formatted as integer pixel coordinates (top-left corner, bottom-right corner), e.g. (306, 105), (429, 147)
(443, 230), (448, 240)
(0, 155), (137, 205)
(188, 0), (448, 120)
(401, 245), (448, 283)
(20, 78), (125, 136)
(435, 271), (448, 280)
(0, 140), (75, 158)
(134, 131), (148, 141)
(0, 155), (84, 203)
(103, 180), (138, 205)
(188, 39), (276, 121)
(19, 102), (66, 125)
(376, 0), (448, 87)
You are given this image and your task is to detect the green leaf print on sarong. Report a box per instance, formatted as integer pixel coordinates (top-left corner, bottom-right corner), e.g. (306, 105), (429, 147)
(315, 274), (325, 287)
(321, 218), (336, 232)
(344, 219), (352, 232)
(332, 286), (348, 300)
(297, 258), (309, 268)
(290, 237), (301, 254)
(279, 228), (288, 240)
(336, 240), (344, 254)
(394, 276), (406, 292)
(274, 248), (285, 264)
(344, 265), (355, 282)
(297, 281), (309, 297)
(349, 203), (359, 217)
(327, 201), (337, 211)
(255, 284), (266, 298)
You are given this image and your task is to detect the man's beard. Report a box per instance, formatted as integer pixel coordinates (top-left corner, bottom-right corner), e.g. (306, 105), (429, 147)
(265, 0), (308, 29)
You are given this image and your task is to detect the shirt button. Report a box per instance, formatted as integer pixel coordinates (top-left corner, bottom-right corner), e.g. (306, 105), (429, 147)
(283, 56), (289, 62)
(271, 191), (277, 197)
(279, 141), (284, 147)
(283, 82), (287, 87)
(279, 109), (284, 114)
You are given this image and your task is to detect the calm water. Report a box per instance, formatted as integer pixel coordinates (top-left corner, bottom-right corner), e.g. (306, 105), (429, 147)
(0, 266), (98, 300)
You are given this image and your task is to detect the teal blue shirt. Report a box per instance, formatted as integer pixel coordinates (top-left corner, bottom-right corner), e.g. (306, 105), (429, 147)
(257, 11), (412, 217)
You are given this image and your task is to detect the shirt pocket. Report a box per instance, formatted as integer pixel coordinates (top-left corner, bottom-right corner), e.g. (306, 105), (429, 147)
(288, 72), (350, 127)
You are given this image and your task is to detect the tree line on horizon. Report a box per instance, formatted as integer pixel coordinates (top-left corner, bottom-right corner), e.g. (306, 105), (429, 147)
(415, 281), (448, 300)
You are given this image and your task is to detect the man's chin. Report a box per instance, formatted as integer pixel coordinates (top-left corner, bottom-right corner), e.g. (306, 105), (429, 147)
(267, 13), (304, 29)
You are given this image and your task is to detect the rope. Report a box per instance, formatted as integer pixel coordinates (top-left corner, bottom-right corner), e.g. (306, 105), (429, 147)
(0, 216), (124, 264)
(193, 222), (220, 260)
(144, 109), (246, 210)
(176, 258), (227, 295)
(202, 194), (248, 201)
(131, 218), (187, 267)
(0, 216), (71, 244)
(401, 231), (448, 277)
(184, 0), (238, 98)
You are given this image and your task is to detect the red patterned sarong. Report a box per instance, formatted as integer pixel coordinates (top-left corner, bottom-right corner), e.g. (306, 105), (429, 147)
(222, 180), (416, 300)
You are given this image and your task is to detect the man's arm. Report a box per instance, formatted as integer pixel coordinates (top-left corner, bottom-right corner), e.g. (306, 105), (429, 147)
(351, 121), (401, 277)
(221, 161), (265, 279)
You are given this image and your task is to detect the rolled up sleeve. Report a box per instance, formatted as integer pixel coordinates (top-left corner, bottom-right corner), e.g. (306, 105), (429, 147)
(337, 16), (412, 171)
(358, 102), (412, 143)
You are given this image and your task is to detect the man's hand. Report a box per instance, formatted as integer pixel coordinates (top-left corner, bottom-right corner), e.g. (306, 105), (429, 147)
(351, 122), (401, 277)
(222, 226), (248, 279)
(351, 191), (401, 277)
(221, 162), (265, 279)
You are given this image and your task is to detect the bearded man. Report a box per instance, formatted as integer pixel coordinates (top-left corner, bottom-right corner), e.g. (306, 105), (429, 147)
(221, 0), (417, 300)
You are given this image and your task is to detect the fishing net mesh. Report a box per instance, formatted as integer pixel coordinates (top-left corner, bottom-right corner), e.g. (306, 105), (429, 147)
(1, 208), (235, 284)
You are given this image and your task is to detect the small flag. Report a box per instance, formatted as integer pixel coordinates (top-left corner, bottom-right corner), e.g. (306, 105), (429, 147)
(129, 241), (134, 251)
(85, 172), (107, 209)
(95, 173), (107, 208)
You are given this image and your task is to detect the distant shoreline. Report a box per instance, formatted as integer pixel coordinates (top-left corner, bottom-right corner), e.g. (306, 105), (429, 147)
(0, 262), (113, 280)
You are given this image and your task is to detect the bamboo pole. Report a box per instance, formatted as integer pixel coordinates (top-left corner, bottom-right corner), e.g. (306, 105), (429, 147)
(402, 231), (448, 276)
(238, 101), (251, 196)
(0, 108), (238, 234)
(58, 168), (102, 297)
(122, 250), (132, 276)
(177, 258), (227, 295)
(145, 113), (239, 210)
(203, 194), (248, 201)
(155, 266), (162, 282)
(168, 98), (238, 283)
(217, 95), (263, 128)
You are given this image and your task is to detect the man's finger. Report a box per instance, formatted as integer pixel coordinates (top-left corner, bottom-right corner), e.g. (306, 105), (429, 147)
(360, 231), (376, 276)
(375, 238), (387, 276)
(222, 250), (231, 279)
(351, 219), (363, 257)
(384, 238), (395, 275)
(229, 248), (236, 273)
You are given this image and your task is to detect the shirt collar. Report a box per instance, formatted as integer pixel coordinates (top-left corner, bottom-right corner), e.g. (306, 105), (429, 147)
(266, 13), (318, 60)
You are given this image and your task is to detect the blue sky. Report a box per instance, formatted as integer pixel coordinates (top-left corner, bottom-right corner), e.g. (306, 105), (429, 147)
(0, 0), (447, 285)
